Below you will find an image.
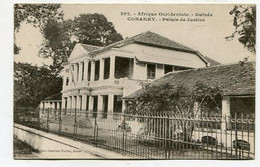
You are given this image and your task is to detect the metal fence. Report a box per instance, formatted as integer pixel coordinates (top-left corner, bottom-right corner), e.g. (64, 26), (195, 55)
(14, 108), (255, 159)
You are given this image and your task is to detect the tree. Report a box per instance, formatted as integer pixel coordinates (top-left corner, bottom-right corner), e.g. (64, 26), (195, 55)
(226, 5), (256, 54)
(39, 19), (75, 71)
(14, 62), (63, 108)
(72, 14), (123, 46)
(14, 4), (63, 54)
(125, 82), (222, 143)
(39, 13), (123, 72)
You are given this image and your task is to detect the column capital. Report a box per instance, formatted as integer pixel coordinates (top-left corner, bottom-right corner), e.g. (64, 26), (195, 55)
(84, 59), (90, 63)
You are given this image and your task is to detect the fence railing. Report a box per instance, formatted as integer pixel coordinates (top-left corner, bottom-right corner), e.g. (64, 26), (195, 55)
(14, 108), (255, 159)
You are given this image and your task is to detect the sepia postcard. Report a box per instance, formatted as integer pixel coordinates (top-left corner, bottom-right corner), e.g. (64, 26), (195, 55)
(13, 3), (256, 160)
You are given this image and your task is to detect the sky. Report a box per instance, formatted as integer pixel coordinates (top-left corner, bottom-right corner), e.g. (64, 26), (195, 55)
(14, 4), (255, 66)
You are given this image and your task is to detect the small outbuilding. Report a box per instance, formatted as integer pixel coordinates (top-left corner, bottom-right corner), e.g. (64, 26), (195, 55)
(125, 61), (255, 120)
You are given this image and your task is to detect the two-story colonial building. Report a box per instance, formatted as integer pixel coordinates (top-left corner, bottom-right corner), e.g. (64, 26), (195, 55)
(40, 31), (219, 118)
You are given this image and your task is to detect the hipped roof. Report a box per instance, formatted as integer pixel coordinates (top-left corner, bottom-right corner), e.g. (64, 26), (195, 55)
(125, 62), (255, 99)
(79, 31), (220, 66)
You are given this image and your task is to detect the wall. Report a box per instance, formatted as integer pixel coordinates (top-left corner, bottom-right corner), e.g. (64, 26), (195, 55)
(156, 64), (165, 79)
(123, 44), (207, 68)
(133, 60), (147, 80)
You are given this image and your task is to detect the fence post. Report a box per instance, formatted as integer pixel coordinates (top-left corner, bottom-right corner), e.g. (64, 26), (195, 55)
(94, 115), (98, 147)
(47, 108), (50, 131)
(164, 115), (168, 159)
(58, 109), (62, 133)
(235, 113), (238, 158)
(37, 108), (41, 129)
(54, 108), (56, 120)
(74, 108), (77, 134)
(122, 114), (126, 151)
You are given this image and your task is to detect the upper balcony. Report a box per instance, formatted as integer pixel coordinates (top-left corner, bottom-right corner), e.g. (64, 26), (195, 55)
(61, 54), (192, 95)
(62, 56), (145, 95)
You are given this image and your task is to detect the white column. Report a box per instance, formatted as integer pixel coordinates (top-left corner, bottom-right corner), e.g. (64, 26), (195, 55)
(39, 102), (43, 117)
(99, 58), (104, 81)
(67, 96), (71, 109)
(83, 60), (89, 81)
(90, 61), (95, 81)
(221, 96), (231, 130)
(108, 94), (114, 119)
(76, 63), (79, 81)
(61, 96), (66, 109)
(76, 95), (81, 109)
(156, 64), (164, 79)
(52, 102), (56, 109)
(97, 95), (104, 118)
(82, 95), (87, 110)
(122, 99), (126, 113)
(67, 97), (71, 114)
(45, 102), (49, 108)
(73, 63), (77, 82)
(71, 96), (75, 109)
(69, 65), (73, 87)
(82, 94), (88, 117)
(62, 75), (66, 89)
(78, 62), (83, 82)
(40, 102), (44, 108)
(89, 96), (94, 111)
(109, 56), (115, 79)
(75, 96), (78, 110)
(193, 101), (200, 117)
(73, 64), (77, 82)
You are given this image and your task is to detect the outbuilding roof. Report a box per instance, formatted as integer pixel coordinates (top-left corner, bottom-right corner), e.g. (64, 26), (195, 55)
(125, 61), (255, 99)
(43, 93), (62, 101)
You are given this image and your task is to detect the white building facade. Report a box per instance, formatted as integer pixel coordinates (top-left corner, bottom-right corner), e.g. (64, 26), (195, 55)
(57, 31), (215, 118)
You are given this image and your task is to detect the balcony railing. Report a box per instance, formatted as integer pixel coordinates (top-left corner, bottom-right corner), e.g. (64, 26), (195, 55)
(63, 78), (144, 91)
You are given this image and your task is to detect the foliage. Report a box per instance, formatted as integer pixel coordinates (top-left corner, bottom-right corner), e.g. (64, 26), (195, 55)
(39, 19), (74, 71)
(125, 82), (223, 142)
(126, 82), (223, 116)
(14, 4), (63, 54)
(226, 5), (256, 54)
(39, 13), (123, 72)
(14, 62), (63, 108)
(72, 14), (123, 46)
(14, 4), (63, 32)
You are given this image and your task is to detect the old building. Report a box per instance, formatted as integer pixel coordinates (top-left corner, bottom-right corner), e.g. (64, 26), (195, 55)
(124, 61), (255, 151)
(40, 31), (219, 118)
(125, 61), (255, 118)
